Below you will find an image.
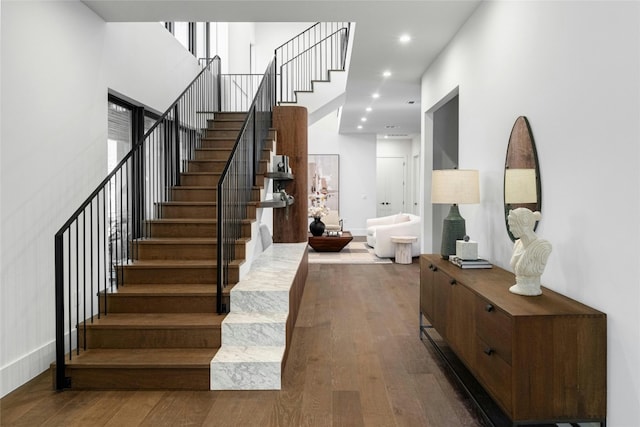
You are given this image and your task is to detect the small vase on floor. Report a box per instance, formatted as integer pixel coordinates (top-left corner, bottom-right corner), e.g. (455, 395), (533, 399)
(309, 217), (325, 236)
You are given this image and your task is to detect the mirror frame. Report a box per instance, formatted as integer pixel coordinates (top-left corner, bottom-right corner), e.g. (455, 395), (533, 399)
(504, 116), (542, 241)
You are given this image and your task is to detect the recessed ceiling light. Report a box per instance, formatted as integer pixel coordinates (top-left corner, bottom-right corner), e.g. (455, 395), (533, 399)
(357, 125), (363, 129)
(399, 34), (411, 44)
(366, 107), (372, 112)
(383, 70), (392, 77)
(372, 93), (380, 99)
(407, 100), (415, 104)
(361, 117), (367, 122)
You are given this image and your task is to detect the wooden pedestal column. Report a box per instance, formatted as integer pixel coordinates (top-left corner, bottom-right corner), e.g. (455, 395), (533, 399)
(272, 106), (308, 243)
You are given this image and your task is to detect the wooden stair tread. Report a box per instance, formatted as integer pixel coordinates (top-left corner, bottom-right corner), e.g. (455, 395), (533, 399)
(85, 313), (224, 328)
(146, 219), (217, 224)
(160, 201), (216, 206)
(173, 186), (217, 189)
(108, 284), (221, 295)
(122, 259), (242, 267)
(134, 238), (218, 244)
(66, 348), (218, 368)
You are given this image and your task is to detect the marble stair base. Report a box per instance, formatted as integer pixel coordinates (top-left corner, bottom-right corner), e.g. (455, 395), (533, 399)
(210, 243), (308, 390)
(210, 345), (284, 390)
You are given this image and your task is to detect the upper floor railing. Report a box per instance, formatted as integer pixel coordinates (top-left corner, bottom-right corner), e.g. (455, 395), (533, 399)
(275, 22), (350, 104)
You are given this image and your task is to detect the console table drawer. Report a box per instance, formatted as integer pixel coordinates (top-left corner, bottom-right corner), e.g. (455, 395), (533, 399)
(475, 337), (512, 413)
(475, 297), (512, 364)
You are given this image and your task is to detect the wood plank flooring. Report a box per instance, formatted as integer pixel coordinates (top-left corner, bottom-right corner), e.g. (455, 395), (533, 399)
(1, 260), (485, 427)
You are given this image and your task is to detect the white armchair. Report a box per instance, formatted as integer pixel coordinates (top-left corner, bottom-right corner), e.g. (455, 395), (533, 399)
(366, 213), (421, 258)
(323, 210), (343, 232)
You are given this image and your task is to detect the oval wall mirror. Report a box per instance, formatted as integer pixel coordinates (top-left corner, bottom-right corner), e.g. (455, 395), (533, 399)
(504, 116), (541, 241)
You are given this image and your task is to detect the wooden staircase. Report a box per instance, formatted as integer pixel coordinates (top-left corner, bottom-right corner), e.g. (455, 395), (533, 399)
(60, 112), (275, 390)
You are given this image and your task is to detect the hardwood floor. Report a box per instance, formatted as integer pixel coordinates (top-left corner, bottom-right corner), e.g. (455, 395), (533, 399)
(1, 260), (484, 427)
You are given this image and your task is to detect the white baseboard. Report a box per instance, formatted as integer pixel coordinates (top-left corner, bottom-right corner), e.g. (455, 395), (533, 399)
(1, 339), (56, 398)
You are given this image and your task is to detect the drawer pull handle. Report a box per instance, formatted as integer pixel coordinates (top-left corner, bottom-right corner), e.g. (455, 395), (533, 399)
(485, 304), (494, 312)
(432, 266), (438, 272)
(484, 347), (494, 356)
(449, 279), (457, 286)
(428, 264), (434, 270)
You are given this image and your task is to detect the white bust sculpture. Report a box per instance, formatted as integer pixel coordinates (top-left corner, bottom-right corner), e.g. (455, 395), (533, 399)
(507, 207), (552, 296)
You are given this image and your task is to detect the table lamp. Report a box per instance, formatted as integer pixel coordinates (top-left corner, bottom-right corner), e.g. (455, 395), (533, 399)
(432, 169), (480, 259)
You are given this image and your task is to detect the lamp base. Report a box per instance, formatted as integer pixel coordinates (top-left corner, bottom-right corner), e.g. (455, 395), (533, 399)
(441, 204), (466, 259)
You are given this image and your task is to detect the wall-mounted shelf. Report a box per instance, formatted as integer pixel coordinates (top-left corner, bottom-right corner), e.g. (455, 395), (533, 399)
(264, 172), (294, 181)
(261, 170), (295, 208)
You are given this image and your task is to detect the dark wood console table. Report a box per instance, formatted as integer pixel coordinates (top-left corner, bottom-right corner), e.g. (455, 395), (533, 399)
(308, 231), (352, 252)
(419, 254), (606, 426)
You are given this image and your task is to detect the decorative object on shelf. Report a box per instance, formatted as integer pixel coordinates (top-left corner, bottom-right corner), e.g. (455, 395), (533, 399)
(504, 116), (541, 241)
(431, 169), (480, 259)
(507, 207), (552, 296)
(455, 235), (478, 260)
(309, 217), (325, 236)
(273, 155), (290, 174)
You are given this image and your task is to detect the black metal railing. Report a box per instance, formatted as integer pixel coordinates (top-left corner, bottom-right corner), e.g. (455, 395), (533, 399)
(275, 22), (350, 104)
(220, 74), (263, 112)
(54, 57), (221, 390)
(54, 21), (351, 389)
(216, 58), (276, 312)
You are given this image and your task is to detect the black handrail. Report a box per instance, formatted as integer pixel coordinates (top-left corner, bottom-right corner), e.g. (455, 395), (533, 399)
(54, 57), (221, 390)
(216, 58), (276, 312)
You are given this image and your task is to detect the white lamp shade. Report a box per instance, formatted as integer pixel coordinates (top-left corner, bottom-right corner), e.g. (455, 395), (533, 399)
(505, 168), (537, 204)
(431, 169), (480, 204)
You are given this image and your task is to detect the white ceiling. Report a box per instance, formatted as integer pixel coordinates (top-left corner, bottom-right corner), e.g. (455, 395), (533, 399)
(82, 0), (481, 139)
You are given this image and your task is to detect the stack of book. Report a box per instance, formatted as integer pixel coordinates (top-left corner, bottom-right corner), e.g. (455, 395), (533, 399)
(449, 256), (492, 269)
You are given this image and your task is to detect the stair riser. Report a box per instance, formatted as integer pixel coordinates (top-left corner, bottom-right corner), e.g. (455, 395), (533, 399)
(180, 174), (220, 186)
(64, 367), (211, 390)
(102, 295), (221, 314)
(159, 205), (217, 219)
(222, 322), (286, 347)
(133, 242), (245, 261)
(119, 266), (239, 284)
(204, 129), (239, 139)
(147, 222), (217, 238)
(210, 112), (246, 122)
(200, 139), (236, 150)
(188, 161), (227, 173)
(194, 149), (232, 161)
(79, 328), (221, 349)
(207, 120), (244, 130)
(134, 243), (218, 260)
(171, 188), (217, 202)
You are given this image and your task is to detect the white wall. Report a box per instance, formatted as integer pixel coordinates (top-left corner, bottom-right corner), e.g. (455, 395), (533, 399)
(421, 1), (640, 424)
(0, 1), (200, 397)
(309, 112), (377, 235)
(254, 22), (314, 73)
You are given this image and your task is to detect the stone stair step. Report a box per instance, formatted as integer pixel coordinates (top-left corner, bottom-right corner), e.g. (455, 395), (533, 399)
(210, 345), (285, 390)
(221, 312), (287, 346)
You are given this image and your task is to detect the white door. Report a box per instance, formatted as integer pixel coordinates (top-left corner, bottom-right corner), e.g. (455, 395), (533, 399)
(412, 154), (420, 215)
(376, 157), (405, 217)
